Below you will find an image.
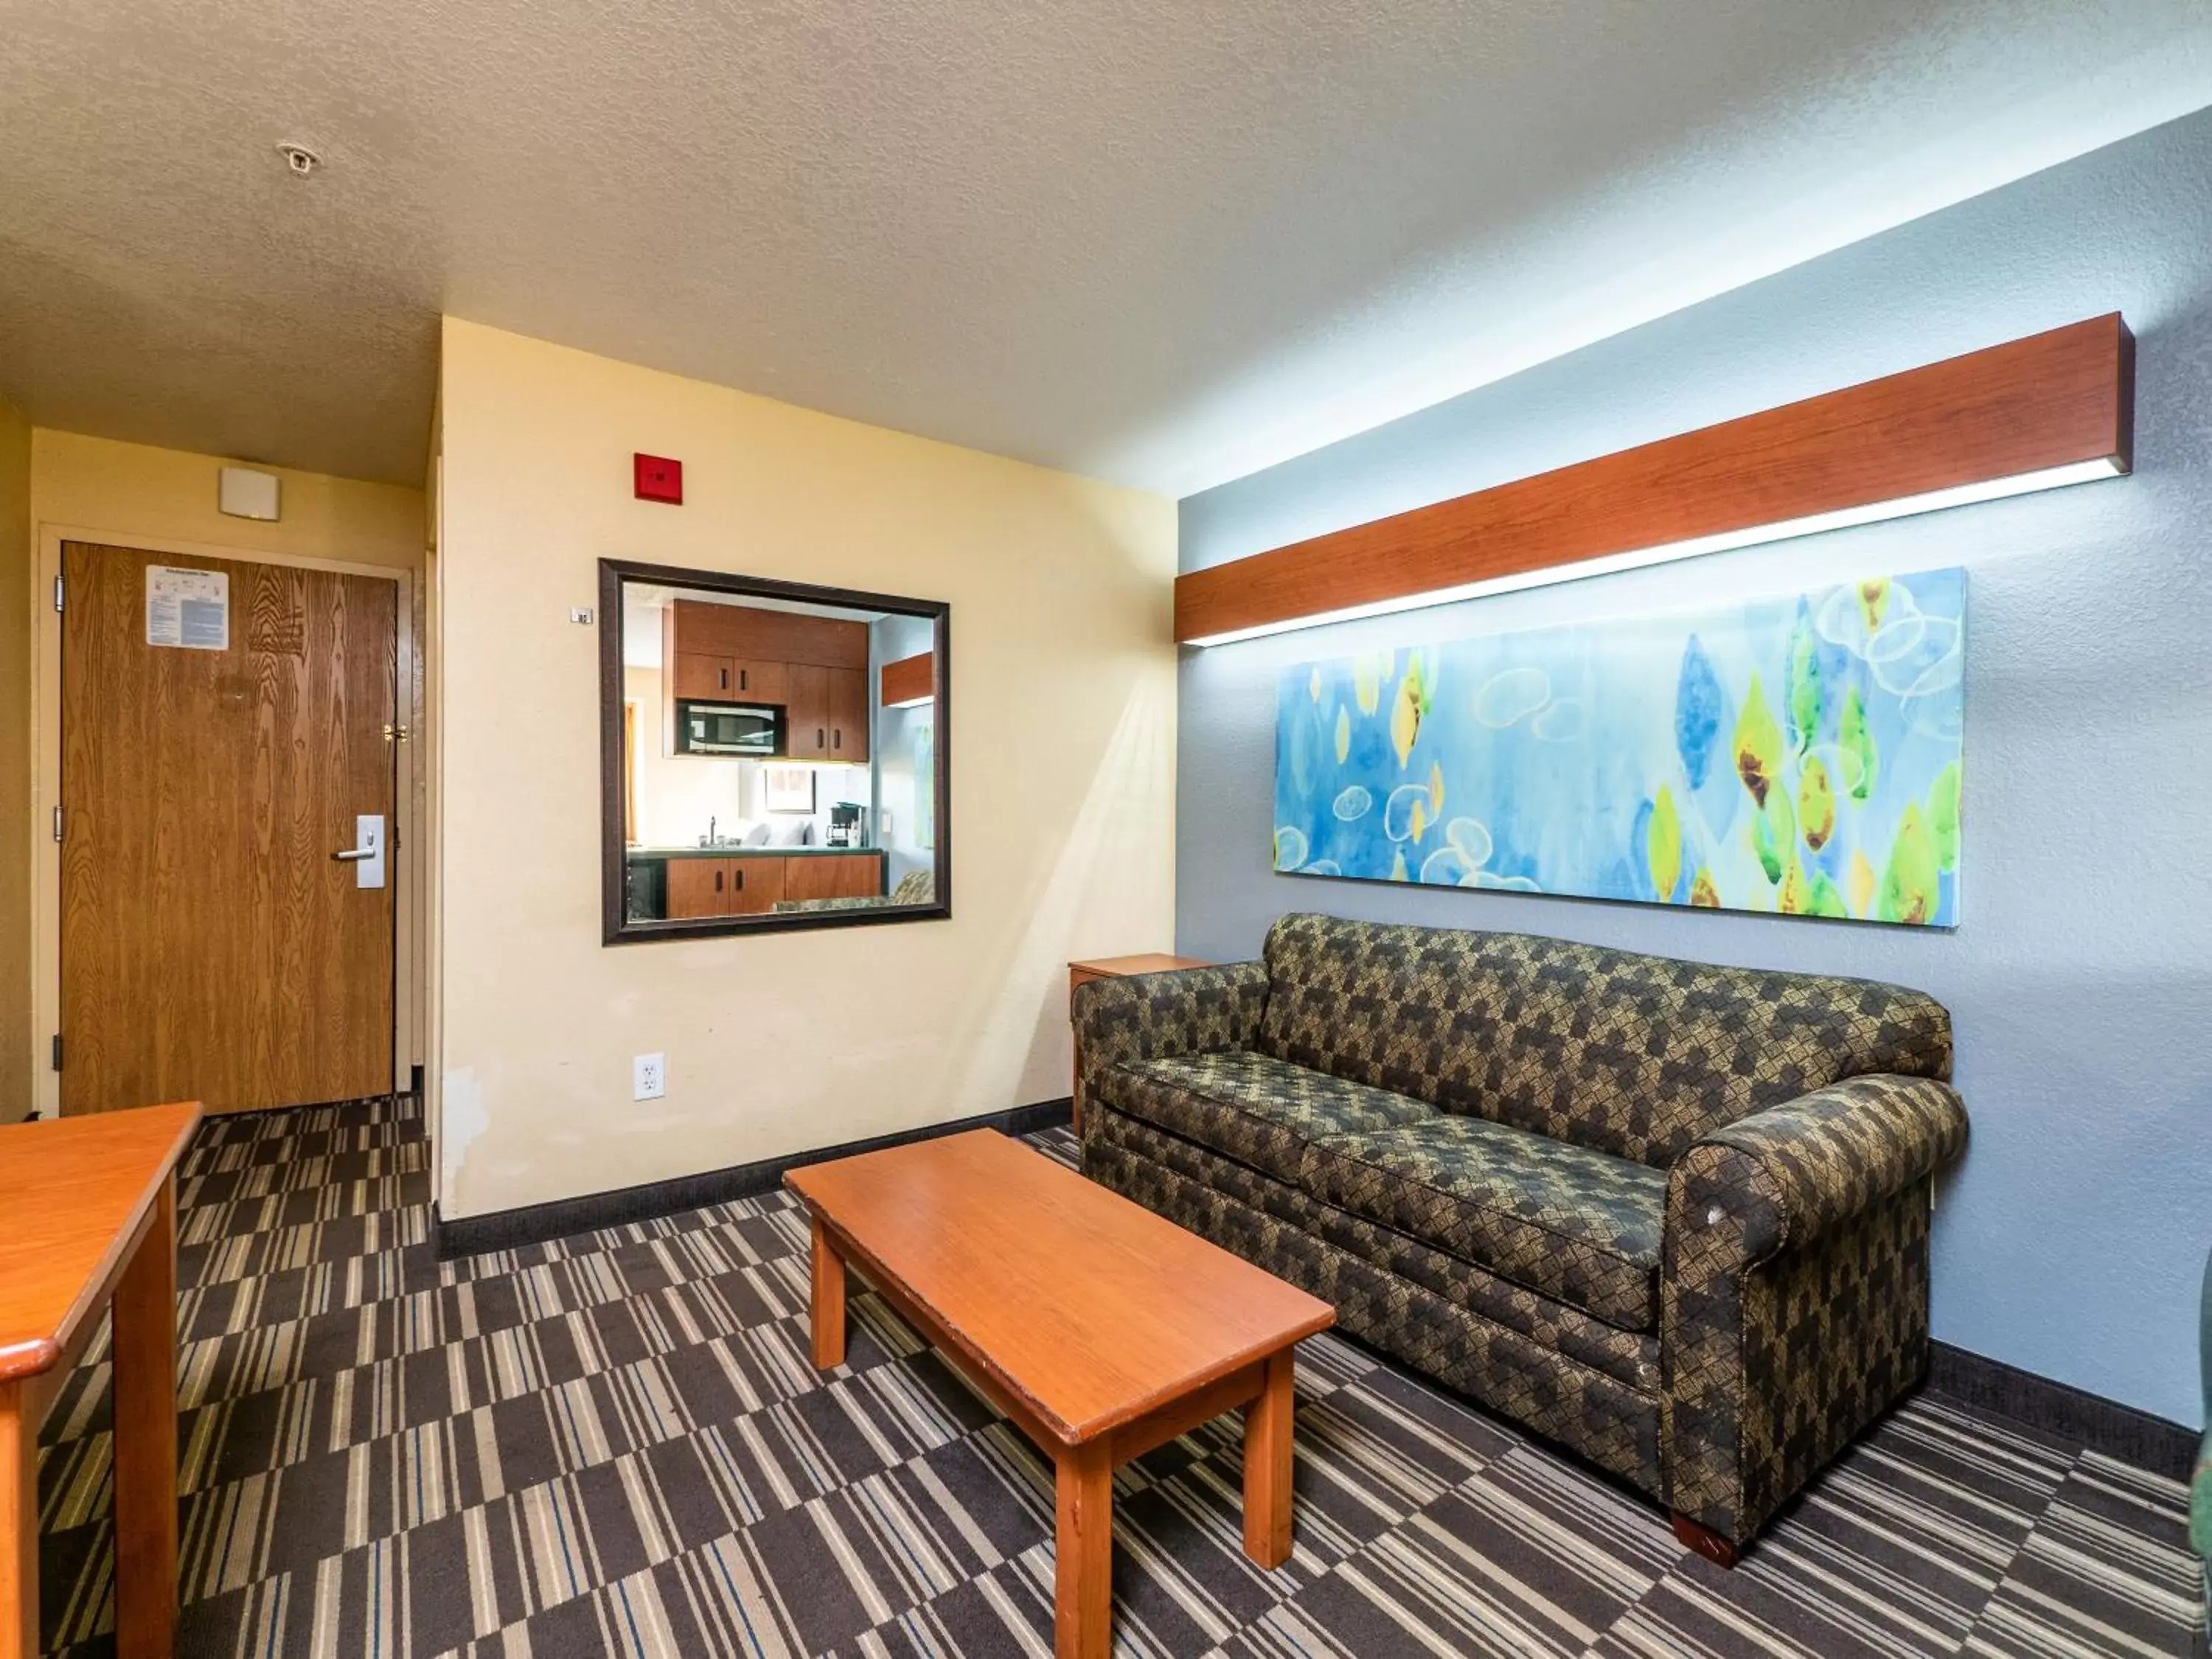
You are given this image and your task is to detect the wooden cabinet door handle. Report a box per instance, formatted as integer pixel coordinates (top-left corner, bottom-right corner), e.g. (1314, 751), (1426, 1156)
(832, 728), (841, 751)
(714, 869), (723, 892)
(735, 867), (745, 889)
(739, 667), (748, 692)
(817, 727), (825, 748)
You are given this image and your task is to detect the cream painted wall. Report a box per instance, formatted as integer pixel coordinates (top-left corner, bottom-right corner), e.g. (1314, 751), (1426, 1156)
(0, 399), (32, 1119)
(31, 431), (425, 570)
(24, 431), (428, 1117)
(436, 317), (1178, 1220)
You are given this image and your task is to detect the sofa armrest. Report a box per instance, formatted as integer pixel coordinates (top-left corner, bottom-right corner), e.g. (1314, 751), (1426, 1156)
(1667, 1073), (1968, 1271)
(1072, 961), (1267, 1102)
(1660, 1072), (1966, 1543)
(2192, 1429), (2212, 1563)
(2195, 1246), (2212, 1563)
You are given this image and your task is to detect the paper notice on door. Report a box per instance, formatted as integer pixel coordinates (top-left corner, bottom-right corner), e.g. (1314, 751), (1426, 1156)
(145, 566), (229, 650)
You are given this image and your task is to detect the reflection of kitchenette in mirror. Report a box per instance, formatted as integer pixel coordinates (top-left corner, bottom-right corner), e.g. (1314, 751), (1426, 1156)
(619, 580), (939, 925)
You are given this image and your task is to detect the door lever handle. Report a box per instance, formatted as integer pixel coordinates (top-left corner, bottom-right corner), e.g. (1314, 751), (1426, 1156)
(337, 815), (387, 887)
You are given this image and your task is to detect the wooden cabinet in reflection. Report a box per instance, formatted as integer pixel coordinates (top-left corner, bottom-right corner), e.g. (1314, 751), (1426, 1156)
(672, 653), (734, 700)
(655, 852), (878, 919)
(782, 855), (882, 902)
(728, 859), (786, 914)
(663, 600), (870, 762)
(664, 856), (790, 918)
(785, 665), (869, 762)
(829, 667), (868, 762)
(664, 857), (730, 919)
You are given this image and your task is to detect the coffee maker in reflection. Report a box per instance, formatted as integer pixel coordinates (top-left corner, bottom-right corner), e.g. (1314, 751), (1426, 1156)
(827, 801), (865, 847)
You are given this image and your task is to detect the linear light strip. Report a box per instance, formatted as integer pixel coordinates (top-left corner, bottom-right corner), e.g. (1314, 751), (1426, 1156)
(1184, 457), (2121, 647)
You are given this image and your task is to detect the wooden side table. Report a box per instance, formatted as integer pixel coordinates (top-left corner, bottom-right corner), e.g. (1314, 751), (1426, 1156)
(0, 1101), (201, 1659)
(1068, 953), (1214, 1133)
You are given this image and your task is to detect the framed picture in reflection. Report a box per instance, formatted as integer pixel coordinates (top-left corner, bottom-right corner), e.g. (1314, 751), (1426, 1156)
(763, 765), (815, 814)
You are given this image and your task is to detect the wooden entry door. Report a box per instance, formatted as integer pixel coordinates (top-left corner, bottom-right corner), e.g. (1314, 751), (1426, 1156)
(60, 543), (399, 1115)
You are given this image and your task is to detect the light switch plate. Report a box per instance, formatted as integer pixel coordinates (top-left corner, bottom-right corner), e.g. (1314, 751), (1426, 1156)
(633, 1053), (665, 1101)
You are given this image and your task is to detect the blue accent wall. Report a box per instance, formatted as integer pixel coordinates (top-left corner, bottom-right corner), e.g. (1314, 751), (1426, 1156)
(1176, 106), (2212, 1426)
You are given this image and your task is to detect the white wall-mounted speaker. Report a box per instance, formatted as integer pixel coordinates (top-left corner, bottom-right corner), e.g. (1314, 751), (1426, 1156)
(218, 466), (281, 521)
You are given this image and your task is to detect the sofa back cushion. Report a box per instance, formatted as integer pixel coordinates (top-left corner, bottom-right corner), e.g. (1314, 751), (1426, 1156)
(1256, 913), (1952, 1167)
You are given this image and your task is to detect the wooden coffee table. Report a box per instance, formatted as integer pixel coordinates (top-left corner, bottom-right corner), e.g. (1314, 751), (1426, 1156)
(787, 1130), (1335, 1659)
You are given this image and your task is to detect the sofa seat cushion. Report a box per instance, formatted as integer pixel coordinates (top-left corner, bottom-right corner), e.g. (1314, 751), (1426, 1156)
(1302, 1116), (1667, 1331)
(1098, 1049), (1435, 1185)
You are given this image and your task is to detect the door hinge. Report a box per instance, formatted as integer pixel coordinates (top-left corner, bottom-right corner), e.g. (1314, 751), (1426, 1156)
(383, 723), (411, 742)
(52, 806), (63, 843)
(53, 575), (64, 612)
(50, 1034), (62, 1072)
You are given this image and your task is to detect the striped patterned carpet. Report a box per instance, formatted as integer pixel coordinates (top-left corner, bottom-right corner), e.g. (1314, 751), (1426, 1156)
(30, 1096), (2201, 1658)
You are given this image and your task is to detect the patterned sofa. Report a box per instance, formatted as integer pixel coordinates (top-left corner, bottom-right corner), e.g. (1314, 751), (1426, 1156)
(1073, 912), (1968, 1558)
(771, 868), (935, 914)
(2194, 1250), (2211, 1649)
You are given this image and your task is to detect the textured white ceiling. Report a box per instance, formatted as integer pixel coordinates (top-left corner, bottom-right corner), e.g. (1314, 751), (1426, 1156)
(3, 0), (2208, 493)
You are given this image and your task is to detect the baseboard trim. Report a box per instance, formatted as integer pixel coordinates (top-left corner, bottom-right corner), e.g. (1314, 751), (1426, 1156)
(1926, 1340), (2197, 1479)
(431, 1098), (1074, 1259)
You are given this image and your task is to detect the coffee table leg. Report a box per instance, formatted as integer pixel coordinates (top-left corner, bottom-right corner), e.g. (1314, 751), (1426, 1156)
(1054, 1441), (1113, 1659)
(113, 1176), (178, 1659)
(810, 1214), (846, 1369)
(1242, 1350), (1295, 1568)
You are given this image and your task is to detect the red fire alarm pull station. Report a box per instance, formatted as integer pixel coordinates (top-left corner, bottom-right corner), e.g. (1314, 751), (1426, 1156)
(633, 453), (683, 504)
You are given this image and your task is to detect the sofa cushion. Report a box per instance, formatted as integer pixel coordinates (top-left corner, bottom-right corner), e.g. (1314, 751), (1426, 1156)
(1088, 1104), (1663, 1397)
(1096, 1049), (1434, 1186)
(1258, 911), (1953, 1167)
(1302, 1115), (1666, 1331)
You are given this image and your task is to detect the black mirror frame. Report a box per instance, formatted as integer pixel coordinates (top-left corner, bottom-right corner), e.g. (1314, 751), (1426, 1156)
(597, 557), (951, 945)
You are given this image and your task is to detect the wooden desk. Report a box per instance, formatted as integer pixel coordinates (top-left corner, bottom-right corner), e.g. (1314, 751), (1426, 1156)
(1068, 954), (1213, 1133)
(1, 1102), (201, 1659)
(788, 1130), (1332, 1659)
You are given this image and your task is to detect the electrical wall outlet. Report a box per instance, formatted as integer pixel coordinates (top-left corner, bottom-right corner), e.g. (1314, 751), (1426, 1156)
(633, 1053), (666, 1101)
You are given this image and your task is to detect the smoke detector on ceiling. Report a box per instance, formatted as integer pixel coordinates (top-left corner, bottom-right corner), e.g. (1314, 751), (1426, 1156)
(276, 142), (322, 177)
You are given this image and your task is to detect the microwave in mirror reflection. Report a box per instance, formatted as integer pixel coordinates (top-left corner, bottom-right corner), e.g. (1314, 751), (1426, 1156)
(675, 700), (780, 756)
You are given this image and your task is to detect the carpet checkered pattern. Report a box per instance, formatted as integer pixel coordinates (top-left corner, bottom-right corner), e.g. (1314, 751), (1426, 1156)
(32, 1096), (2202, 1657)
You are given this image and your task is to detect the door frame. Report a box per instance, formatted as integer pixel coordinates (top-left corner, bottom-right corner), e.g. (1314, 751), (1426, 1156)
(30, 526), (425, 1121)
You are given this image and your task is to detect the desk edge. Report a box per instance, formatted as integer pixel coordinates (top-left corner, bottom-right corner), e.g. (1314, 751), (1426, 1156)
(0, 1104), (202, 1382)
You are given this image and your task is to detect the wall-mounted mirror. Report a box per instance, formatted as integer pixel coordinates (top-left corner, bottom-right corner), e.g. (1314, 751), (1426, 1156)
(599, 560), (949, 942)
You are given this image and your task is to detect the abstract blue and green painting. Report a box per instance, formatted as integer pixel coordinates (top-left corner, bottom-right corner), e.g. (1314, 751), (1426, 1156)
(1273, 570), (1964, 926)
